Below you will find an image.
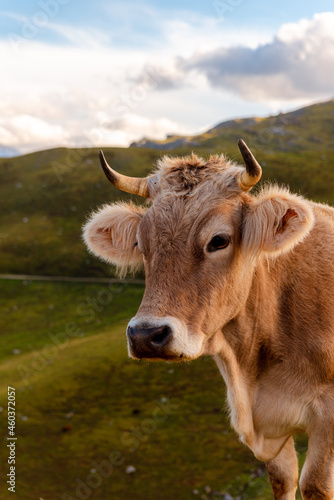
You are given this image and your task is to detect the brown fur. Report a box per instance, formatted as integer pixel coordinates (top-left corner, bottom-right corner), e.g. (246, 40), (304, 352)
(265, 437), (299, 499)
(83, 152), (334, 499)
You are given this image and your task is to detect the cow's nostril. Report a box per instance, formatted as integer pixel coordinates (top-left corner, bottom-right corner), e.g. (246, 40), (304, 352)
(127, 326), (135, 338)
(151, 326), (172, 346)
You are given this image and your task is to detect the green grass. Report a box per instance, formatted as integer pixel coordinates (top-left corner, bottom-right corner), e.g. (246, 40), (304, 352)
(0, 279), (143, 361)
(0, 281), (308, 500)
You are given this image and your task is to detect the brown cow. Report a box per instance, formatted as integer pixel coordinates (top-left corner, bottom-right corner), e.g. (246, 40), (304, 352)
(83, 140), (334, 499)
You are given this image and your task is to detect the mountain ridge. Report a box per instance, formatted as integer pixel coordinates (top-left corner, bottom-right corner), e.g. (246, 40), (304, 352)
(130, 98), (334, 152)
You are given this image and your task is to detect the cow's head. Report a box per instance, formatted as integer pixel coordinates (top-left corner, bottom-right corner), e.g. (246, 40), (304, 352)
(83, 140), (314, 361)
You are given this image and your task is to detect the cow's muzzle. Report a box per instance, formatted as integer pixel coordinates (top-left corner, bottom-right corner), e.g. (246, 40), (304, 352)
(127, 324), (173, 359)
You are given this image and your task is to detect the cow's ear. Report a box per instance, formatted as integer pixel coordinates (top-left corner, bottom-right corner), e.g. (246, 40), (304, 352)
(243, 187), (314, 257)
(83, 202), (146, 275)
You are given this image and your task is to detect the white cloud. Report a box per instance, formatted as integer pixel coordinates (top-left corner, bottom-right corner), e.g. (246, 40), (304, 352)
(97, 114), (189, 147)
(0, 10), (333, 155)
(0, 8), (273, 155)
(0, 115), (68, 154)
(173, 12), (334, 101)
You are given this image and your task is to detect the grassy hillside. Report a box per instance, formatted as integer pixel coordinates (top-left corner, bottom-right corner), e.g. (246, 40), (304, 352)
(132, 99), (334, 154)
(0, 99), (333, 277)
(0, 279), (307, 500)
(191, 98), (334, 155)
(0, 147), (158, 277)
(0, 100), (331, 499)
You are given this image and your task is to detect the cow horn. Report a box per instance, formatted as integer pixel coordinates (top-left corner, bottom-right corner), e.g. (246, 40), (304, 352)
(237, 139), (262, 191)
(98, 150), (149, 198)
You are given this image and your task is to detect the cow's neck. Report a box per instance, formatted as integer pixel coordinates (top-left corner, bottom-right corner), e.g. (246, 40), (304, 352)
(213, 255), (290, 461)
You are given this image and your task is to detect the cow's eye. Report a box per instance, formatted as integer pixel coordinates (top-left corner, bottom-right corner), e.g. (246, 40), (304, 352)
(207, 235), (230, 252)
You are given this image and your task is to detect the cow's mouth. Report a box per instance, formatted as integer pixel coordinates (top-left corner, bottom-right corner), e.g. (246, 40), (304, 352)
(128, 345), (185, 362)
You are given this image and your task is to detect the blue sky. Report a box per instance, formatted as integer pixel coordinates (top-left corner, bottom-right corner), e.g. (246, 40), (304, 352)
(1, 0), (334, 46)
(0, 1), (333, 154)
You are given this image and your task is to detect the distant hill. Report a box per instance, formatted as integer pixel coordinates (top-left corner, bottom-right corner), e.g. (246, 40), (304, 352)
(131, 99), (334, 153)
(0, 99), (333, 277)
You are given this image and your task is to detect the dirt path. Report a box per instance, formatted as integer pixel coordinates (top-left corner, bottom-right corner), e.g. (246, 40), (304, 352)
(0, 274), (145, 284)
